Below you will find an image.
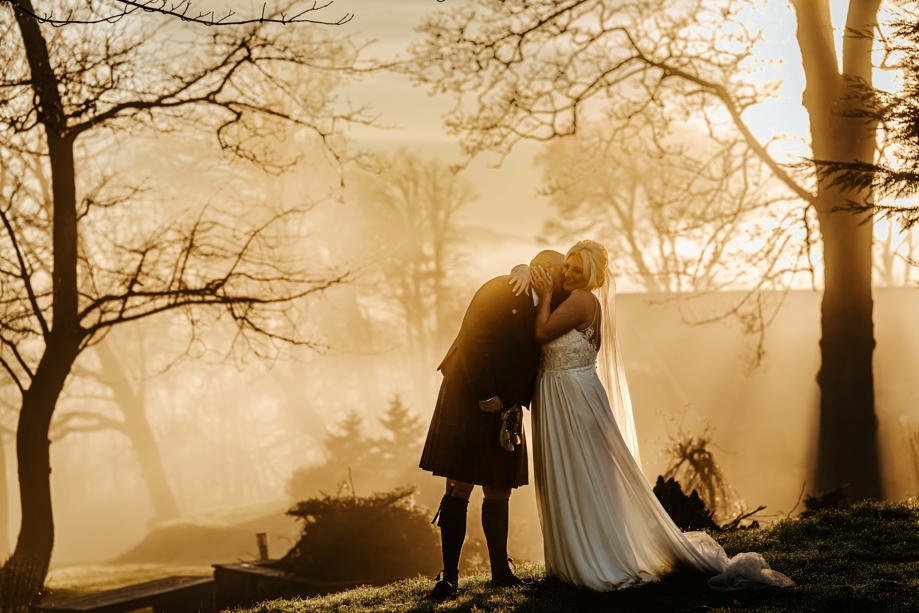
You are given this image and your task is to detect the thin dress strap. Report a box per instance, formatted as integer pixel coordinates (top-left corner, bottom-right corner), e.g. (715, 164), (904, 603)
(581, 295), (602, 352)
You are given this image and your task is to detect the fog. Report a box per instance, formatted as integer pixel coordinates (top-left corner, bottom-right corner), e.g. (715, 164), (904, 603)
(3, 271), (916, 566)
(2, 0), (918, 585)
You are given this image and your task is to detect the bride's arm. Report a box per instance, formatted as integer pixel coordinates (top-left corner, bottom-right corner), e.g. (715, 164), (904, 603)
(531, 267), (592, 343)
(508, 264), (530, 296)
(535, 291), (593, 343)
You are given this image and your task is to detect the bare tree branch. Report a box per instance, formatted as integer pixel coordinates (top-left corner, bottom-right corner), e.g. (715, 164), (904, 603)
(0, 0), (372, 592)
(0, 195), (50, 340)
(2, 0), (354, 27)
(0, 354), (25, 394)
(50, 410), (128, 441)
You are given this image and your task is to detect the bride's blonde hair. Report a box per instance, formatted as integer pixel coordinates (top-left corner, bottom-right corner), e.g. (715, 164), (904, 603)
(566, 240), (609, 290)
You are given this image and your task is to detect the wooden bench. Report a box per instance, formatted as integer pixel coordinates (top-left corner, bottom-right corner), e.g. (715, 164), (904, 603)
(33, 575), (214, 613)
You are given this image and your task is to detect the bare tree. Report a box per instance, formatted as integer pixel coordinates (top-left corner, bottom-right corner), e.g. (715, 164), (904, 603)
(0, 0), (354, 27)
(350, 150), (476, 407)
(408, 0), (889, 502)
(873, 220), (918, 286)
(51, 334), (182, 524)
(0, 0), (366, 601)
(536, 114), (804, 294)
(0, 412), (11, 559)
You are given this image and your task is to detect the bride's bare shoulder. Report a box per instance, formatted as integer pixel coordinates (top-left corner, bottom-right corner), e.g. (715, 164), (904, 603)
(566, 288), (595, 304)
(561, 289), (596, 315)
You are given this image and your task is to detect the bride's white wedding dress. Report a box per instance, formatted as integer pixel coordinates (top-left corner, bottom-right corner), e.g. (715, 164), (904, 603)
(532, 301), (794, 591)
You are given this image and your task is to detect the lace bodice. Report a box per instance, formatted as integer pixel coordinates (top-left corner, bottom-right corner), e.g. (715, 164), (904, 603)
(541, 329), (597, 372)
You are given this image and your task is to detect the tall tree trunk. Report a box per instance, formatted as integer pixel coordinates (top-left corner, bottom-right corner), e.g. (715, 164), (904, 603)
(5, 0), (82, 598)
(794, 0), (882, 499)
(0, 433), (9, 558)
(96, 343), (181, 523)
(11, 339), (79, 596)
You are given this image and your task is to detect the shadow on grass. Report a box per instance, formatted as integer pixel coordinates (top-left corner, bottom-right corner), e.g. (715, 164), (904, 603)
(236, 500), (919, 613)
(398, 566), (911, 613)
(274, 565), (796, 613)
(513, 571), (751, 612)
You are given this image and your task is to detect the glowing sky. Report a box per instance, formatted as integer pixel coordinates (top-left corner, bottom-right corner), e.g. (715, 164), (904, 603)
(326, 0), (906, 279)
(332, 2), (777, 267)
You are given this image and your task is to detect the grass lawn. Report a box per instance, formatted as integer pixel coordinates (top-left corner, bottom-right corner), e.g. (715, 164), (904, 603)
(231, 500), (918, 613)
(43, 563), (213, 601)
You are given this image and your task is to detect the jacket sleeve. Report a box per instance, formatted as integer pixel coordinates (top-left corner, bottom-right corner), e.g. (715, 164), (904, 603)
(453, 279), (517, 403)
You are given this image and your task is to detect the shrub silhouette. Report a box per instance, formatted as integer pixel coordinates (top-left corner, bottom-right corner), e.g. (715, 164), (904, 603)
(652, 476), (720, 531)
(662, 430), (741, 522)
(277, 486), (441, 584)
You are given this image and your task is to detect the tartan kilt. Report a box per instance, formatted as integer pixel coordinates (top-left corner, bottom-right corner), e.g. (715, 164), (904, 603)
(419, 374), (528, 489)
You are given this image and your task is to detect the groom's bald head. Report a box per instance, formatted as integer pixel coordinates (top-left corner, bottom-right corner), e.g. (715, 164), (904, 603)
(530, 249), (566, 302)
(530, 249), (564, 269)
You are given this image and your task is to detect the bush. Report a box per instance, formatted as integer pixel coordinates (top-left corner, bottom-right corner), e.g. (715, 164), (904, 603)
(662, 429), (742, 522)
(652, 476), (719, 531)
(276, 486), (441, 584)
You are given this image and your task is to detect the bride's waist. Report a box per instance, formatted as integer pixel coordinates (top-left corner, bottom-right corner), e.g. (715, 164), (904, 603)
(540, 363), (596, 374)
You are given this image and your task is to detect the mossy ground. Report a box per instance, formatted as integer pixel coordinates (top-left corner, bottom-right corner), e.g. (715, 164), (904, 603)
(233, 500), (918, 612)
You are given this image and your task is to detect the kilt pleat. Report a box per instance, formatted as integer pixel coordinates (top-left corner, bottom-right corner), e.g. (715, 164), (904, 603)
(420, 376), (528, 488)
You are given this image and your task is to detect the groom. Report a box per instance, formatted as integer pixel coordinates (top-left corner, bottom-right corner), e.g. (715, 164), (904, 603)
(419, 249), (566, 599)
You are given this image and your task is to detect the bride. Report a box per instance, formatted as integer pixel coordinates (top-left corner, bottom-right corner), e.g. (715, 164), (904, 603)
(527, 239), (794, 591)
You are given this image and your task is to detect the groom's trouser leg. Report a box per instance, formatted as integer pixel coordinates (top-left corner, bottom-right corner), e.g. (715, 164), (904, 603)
(437, 479), (472, 583)
(482, 487), (514, 581)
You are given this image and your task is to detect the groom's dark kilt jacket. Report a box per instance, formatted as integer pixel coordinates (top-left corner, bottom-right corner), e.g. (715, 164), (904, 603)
(420, 275), (540, 489)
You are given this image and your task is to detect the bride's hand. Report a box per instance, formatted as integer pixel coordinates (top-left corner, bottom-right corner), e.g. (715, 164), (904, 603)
(508, 264), (530, 296)
(531, 265), (553, 300)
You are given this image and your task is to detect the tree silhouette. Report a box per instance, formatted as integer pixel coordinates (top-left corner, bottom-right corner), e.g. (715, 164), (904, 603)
(350, 150), (475, 409)
(287, 410), (370, 499)
(817, 4), (919, 232)
(536, 117), (800, 294)
(408, 0), (891, 502)
(286, 395), (434, 504)
(323, 410), (368, 476)
(50, 335), (182, 524)
(0, 0), (366, 602)
(376, 395), (426, 464)
(0, 419), (10, 558)
(0, 0), (354, 26)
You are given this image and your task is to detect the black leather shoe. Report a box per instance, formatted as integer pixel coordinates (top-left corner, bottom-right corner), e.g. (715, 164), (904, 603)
(491, 571), (524, 587)
(424, 574), (458, 600)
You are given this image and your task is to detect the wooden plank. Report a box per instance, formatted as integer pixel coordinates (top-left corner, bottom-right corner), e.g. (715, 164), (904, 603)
(211, 562), (385, 610)
(34, 575), (214, 613)
(212, 562), (313, 610)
